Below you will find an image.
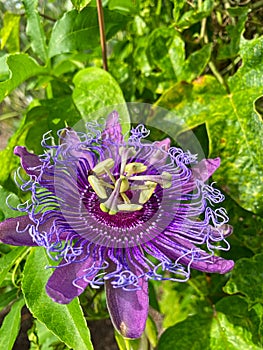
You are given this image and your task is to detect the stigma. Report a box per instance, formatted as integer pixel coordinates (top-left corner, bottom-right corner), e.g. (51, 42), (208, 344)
(87, 146), (172, 215)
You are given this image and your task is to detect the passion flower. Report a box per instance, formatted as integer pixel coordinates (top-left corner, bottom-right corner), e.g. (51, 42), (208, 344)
(0, 111), (234, 338)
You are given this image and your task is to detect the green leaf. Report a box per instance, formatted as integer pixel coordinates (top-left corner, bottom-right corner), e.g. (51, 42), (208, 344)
(169, 38), (212, 82)
(0, 247), (28, 286)
(33, 320), (69, 350)
(0, 95), (79, 184)
(22, 247), (94, 350)
(146, 29), (211, 86)
(215, 296), (262, 347)
(145, 316), (158, 348)
(210, 312), (262, 350)
(48, 7), (128, 58)
(0, 185), (22, 220)
(0, 12), (20, 53)
(72, 67), (130, 133)
(0, 53), (47, 103)
(180, 44), (212, 81)
(146, 28), (177, 79)
(0, 289), (18, 312)
(224, 195), (263, 255)
(25, 96), (81, 154)
(23, 0), (48, 62)
(114, 331), (141, 350)
(156, 36), (263, 214)
(158, 308), (262, 350)
(108, 0), (140, 14)
(172, 0), (186, 22)
(0, 55), (10, 81)
(218, 7), (249, 60)
(158, 313), (212, 350)
(0, 298), (25, 350)
(224, 254), (263, 305)
(71, 0), (92, 11)
(176, 0), (214, 29)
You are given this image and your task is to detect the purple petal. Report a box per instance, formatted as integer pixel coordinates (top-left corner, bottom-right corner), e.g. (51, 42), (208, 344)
(46, 256), (95, 304)
(183, 158), (220, 193)
(148, 138), (171, 167)
(105, 273), (148, 338)
(14, 146), (42, 177)
(102, 111), (124, 145)
(155, 138), (170, 151)
(192, 158), (220, 182)
(155, 234), (234, 274)
(191, 254), (234, 274)
(0, 216), (39, 246)
(60, 128), (95, 168)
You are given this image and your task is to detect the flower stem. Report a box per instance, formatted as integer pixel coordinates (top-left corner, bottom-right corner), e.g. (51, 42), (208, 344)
(96, 0), (108, 71)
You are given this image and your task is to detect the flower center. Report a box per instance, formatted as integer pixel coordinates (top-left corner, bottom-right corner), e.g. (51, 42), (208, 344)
(87, 146), (172, 215)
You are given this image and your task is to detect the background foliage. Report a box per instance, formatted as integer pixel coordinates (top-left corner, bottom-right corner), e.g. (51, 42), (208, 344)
(0, 0), (263, 349)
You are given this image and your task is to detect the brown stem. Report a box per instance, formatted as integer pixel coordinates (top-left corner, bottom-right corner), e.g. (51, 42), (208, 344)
(19, 12), (56, 22)
(96, 0), (108, 71)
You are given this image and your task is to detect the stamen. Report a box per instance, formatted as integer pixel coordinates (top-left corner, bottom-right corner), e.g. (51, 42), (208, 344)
(120, 176), (129, 193)
(130, 185), (153, 190)
(119, 146), (136, 175)
(100, 178), (122, 215)
(124, 162), (147, 176)
(92, 158), (114, 175)
(120, 193), (130, 204)
(104, 168), (116, 185)
(88, 175), (107, 199)
(129, 171), (172, 189)
(92, 158), (116, 184)
(98, 179), (115, 189)
(117, 204), (143, 212)
(139, 181), (157, 204)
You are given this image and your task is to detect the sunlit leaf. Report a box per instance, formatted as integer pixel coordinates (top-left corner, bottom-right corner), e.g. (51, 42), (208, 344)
(0, 95), (80, 184)
(216, 296), (262, 347)
(146, 27), (177, 79)
(0, 12), (20, 52)
(22, 247), (94, 350)
(0, 53), (47, 103)
(72, 67), (130, 133)
(180, 43), (212, 81)
(108, 0), (140, 14)
(71, 0), (92, 11)
(156, 36), (263, 213)
(23, 0), (48, 62)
